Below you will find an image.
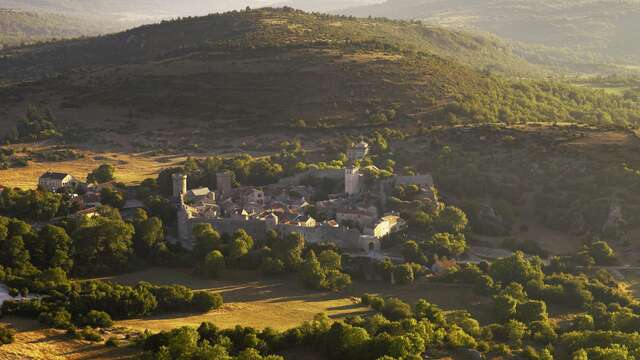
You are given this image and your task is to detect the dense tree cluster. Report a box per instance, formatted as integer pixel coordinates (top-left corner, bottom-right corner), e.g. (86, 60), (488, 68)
(300, 250), (352, 291)
(0, 187), (73, 221)
(191, 227), (352, 292)
(1, 280), (222, 330)
(401, 204), (469, 263)
(87, 164), (116, 184)
(10, 106), (61, 142)
(431, 250), (640, 358)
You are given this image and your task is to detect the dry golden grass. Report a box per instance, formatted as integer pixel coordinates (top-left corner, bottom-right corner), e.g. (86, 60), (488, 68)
(0, 147), (187, 189)
(102, 267), (492, 332)
(0, 317), (137, 360)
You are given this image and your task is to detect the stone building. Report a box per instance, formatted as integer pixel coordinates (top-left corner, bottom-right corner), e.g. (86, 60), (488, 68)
(38, 172), (77, 192)
(345, 167), (361, 196)
(171, 173), (187, 198)
(216, 171), (233, 196)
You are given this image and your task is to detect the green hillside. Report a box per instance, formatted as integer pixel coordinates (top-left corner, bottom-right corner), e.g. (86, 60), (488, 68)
(341, 0), (640, 73)
(0, 8), (638, 150)
(0, 9), (125, 48)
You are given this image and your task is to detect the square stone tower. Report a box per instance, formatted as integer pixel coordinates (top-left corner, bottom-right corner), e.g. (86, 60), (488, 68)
(216, 171), (233, 196)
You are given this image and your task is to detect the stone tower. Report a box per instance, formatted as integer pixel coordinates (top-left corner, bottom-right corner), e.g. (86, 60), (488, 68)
(216, 171), (232, 196)
(345, 167), (361, 196)
(172, 173), (187, 199)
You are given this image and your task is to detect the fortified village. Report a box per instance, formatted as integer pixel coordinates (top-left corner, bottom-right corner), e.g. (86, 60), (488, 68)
(173, 141), (435, 256)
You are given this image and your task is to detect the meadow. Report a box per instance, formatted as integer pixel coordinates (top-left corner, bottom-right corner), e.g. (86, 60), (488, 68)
(103, 267), (492, 332)
(0, 147), (188, 189)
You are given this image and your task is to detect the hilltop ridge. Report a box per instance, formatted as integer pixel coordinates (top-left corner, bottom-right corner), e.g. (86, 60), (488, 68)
(0, 8), (638, 151)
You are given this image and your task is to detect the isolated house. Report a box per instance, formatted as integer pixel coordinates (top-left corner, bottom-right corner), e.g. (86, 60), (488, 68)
(39, 172), (77, 192)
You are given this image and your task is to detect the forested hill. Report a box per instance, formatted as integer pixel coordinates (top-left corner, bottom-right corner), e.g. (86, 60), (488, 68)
(0, 9), (125, 48)
(0, 7), (639, 145)
(0, 6), (538, 78)
(340, 0), (640, 73)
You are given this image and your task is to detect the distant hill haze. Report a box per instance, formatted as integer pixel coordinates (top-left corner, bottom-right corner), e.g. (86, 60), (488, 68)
(0, 9), (128, 48)
(0, 0), (352, 19)
(340, 0), (640, 66)
(0, 0), (272, 19)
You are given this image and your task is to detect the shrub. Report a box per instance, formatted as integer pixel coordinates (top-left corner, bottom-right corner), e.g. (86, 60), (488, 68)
(201, 250), (225, 278)
(80, 310), (113, 328)
(191, 292), (223, 312)
(0, 325), (15, 345)
(381, 297), (412, 320)
(261, 257), (285, 275)
(78, 327), (102, 342)
(393, 263), (415, 284)
(105, 337), (120, 347)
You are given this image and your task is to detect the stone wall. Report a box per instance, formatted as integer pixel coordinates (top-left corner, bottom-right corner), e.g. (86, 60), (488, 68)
(278, 224), (361, 249)
(179, 215), (368, 252)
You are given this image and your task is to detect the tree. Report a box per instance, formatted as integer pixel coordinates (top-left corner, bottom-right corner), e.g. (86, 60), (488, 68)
(300, 250), (326, 290)
(446, 325), (477, 349)
(100, 187), (125, 209)
(0, 236), (33, 274)
(87, 164), (115, 184)
(80, 310), (113, 328)
(435, 206), (468, 234)
(318, 250), (341, 271)
(191, 292), (223, 312)
(0, 325), (16, 345)
(201, 250), (225, 278)
(587, 241), (616, 265)
(504, 319), (528, 346)
(490, 252), (544, 286)
(494, 294), (518, 321)
(572, 349), (588, 360)
(29, 224), (73, 271)
(325, 323), (370, 359)
(192, 224), (221, 261)
(393, 263), (415, 284)
(260, 257), (285, 275)
(274, 232), (304, 270)
(516, 300), (548, 324)
(425, 232), (467, 257)
(382, 297), (412, 320)
(133, 215), (164, 257)
(402, 240), (426, 264)
(228, 239), (250, 261)
(72, 214), (134, 275)
(414, 300), (446, 325)
(167, 327), (199, 359)
(325, 270), (351, 291)
(233, 229), (254, 250)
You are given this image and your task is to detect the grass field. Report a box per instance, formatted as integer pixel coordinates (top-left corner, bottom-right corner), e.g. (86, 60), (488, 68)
(0, 147), (188, 189)
(0, 317), (137, 360)
(101, 267), (493, 332)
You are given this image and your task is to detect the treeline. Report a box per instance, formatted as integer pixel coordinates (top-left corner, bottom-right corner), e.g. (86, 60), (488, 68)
(0, 206), (175, 282)
(0, 186), (80, 221)
(192, 226), (352, 292)
(1, 279), (222, 338)
(446, 78), (640, 128)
